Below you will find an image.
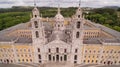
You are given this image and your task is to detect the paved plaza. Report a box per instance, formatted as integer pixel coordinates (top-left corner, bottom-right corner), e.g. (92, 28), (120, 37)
(0, 63), (120, 67)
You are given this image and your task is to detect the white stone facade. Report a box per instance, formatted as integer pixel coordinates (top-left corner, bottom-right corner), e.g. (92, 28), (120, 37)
(31, 5), (85, 64)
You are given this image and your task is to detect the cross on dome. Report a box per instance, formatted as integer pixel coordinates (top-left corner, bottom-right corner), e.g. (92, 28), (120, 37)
(58, 4), (61, 14)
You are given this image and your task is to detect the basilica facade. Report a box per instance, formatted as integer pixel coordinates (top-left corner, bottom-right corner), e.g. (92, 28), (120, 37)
(0, 4), (120, 65)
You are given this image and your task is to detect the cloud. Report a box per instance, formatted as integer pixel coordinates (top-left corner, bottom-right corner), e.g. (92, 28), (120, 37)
(0, 0), (120, 8)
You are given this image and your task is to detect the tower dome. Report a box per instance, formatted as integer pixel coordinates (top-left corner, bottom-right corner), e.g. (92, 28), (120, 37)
(54, 5), (65, 31)
(55, 5), (64, 22)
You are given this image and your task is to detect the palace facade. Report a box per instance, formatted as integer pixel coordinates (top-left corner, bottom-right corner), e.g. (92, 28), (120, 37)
(0, 4), (120, 65)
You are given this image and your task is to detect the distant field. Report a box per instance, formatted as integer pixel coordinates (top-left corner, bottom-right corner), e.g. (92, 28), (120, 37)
(0, 7), (120, 32)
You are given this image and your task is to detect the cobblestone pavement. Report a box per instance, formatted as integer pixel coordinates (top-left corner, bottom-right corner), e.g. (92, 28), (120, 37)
(0, 63), (120, 67)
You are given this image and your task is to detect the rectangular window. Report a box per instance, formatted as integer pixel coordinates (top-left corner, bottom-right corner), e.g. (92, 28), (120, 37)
(74, 55), (77, 60)
(74, 61), (77, 63)
(64, 55), (67, 61)
(64, 49), (67, 53)
(48, 49), (51, 53)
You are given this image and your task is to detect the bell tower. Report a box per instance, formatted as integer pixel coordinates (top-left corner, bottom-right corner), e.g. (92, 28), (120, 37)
(31, 4), (45, 45)
(31, 0), (46, 63)
(71, 0), (85, 64)
(72, 0), (84, 44)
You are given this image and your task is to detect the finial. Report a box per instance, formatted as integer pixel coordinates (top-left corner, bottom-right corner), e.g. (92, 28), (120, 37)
(79, 0), (81, 7)
(34, 0), (36, 7)
(58, 4), (60, 14)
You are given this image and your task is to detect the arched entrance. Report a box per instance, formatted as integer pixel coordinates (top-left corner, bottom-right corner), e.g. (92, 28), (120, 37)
(6, 59), (9, 64)
(56, 55), (59, 62)
(107, 61), (110, 65)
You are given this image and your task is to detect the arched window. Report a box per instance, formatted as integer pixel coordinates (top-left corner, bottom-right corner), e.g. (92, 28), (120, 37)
(74, 55), (77, 60)
(34, 21), (38, 28)
(78, 15), (80, 18)
(38, 54), (41, 59)
(48, 49), (51, 53)
(56, 48), (59, 53)
(48, 55), (51, 61)
(35, 31), (39, 38)
(77, 21), (80, 28)
(76, 32), (80, 38)
(75, 49), (78, 53)
(38, 48), (40, 52)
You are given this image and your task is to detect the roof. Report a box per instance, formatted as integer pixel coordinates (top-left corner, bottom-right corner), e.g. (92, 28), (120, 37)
(83, 39), (102, 44)
(86, 20), (120, 38)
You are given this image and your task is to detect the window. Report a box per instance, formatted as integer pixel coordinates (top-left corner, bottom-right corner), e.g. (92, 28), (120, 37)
(103, 51), (105, 53)
(56, 55), (59, 61)
(30, 59), (32, 62)
(38, 54), (41, 59)
(25, 54), (27, 57)
(48, 55), (51, 61)
(64, 49), (67, 53)
(74, 55), (77, 60)
(78, 15), (80, 18)
(75, 49), (78, 53)
(84, 60), (86, 63)
(76, 32), (80, 38)
(96, 60), (98, 63)
(74, 61), (77, 63)
(118, 51), (120, 53)
(88, 60), (90, 63)
(24, 49), (26, 52)
(29, 54), (31, 57)
(89, 50), (91, 53)
(34, 21), (38, 28)
(56, 48), (59, 53)
(58, 25), (60, 27)
(38, 48), (40, 52)
(35, 31), (39, 38)
(92, 60), (94, 63)
(21, 54), (23, 57)
(64, 55), (67, 61)
(28, 49), (30, 52)
(22, 59), (24, 62)
(48, 49), (51, 53)
(26, 59), (28, 62)
(39, 60), (41, 63)
(18, 59), (20, 62)
(77, 21), (80, 28)
(35, 15), (37, 17)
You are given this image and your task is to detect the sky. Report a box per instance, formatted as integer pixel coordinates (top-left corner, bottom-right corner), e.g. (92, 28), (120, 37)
(0, 0), (120, 8)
